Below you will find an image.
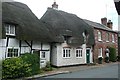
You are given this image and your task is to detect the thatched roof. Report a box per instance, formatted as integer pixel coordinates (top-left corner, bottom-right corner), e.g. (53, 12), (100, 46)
(0, 2), (2, 39)
(114, 1), (120, 15)
(2, 2), (52, 42)
(40, 8), (95, 46)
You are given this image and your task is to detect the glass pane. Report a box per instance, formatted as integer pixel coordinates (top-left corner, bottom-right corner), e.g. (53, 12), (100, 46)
(14, 49), (18, 57)
(10, 25), (15, 34)
(8, 49), (13, 57)
(5, 25), (9, 34)
(42, 52), (45, 58)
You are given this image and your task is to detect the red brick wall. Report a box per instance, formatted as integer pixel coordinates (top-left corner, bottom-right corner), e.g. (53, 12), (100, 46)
(93, 28), (118, 63)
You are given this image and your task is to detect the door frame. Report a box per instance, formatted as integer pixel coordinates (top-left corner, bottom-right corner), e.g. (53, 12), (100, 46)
(86, 48), (91, 64)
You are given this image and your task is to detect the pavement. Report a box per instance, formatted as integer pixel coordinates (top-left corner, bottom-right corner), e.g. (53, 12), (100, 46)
(25, 62), (119, 79)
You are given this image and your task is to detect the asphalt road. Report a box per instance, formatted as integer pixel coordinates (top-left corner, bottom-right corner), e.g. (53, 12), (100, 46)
(43, 63), (119, 78)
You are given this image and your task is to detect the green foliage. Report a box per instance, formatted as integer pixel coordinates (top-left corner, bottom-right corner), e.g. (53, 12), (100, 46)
(41, 62), (52, 71)
(109, 47), (117, 62)
(20, 53), (40, 75)
(2, 57), (32, 79)
(2, 53), (40, 79)
(98, 57), (103, 64)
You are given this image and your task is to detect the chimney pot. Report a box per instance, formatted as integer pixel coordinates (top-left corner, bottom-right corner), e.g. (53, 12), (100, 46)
(107, 20), (113, 29)
(101, 17), (107, 26)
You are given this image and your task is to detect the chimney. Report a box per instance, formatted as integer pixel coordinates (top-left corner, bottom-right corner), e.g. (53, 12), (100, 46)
(101, 17), (107, 26)
(52, 1), (58, 10)
(107, 20), (113, 29)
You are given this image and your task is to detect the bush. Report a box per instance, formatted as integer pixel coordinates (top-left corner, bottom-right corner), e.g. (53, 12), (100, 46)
(98, 57), (103, 64)
(109, 47), (117, 62)
(21, 53), (40, 75)
(2, 57), (32, 79)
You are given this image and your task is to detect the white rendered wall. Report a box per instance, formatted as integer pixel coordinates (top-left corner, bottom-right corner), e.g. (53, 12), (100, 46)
(52, 42), (93, 67)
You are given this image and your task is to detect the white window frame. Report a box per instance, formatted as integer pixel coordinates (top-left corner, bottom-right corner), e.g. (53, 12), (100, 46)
(5, 24), (15, 36)
(75, 48), (82, 58)
(98, 48), (103, 58)
(106, 33), (109, 42)
(6, 47), (19, 58)
(62, 48), (71, 58)
(112, 34), (115, 43)
(98, 31), (102, 41)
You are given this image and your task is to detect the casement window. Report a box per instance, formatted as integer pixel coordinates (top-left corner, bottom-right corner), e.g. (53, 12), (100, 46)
(98, 31), (102, 41)
(76, 49), (82, 58)
(98, 48), (102, 57)
(63, 48), (71, 58)
(7, 47), (19, 58)
(112, 34), (115, 43)
(5, 24), (15, 36)
(41, 51), (46, 59)
(106, 33), (109, 42)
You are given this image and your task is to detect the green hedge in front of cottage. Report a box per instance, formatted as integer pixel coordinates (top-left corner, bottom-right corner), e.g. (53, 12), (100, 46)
(21, 53), (40, 75)
(2, 53), (40, 79)
(2, 57), (32, 79)
(109, 47), (117, 62)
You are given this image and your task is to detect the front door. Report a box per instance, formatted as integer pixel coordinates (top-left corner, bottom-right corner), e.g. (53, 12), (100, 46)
(86, 49), (90, 64)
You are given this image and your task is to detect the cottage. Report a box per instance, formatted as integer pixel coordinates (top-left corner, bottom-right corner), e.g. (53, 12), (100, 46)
(0, 2), (52, 68)
(84, 18), (118, 62)
(40, 2), (95, 67)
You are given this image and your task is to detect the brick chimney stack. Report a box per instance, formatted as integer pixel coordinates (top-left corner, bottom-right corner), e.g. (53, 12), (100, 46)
(52, 1), (58, 10)
(101, 17), (107, 26)
(107, 20), (113, 29)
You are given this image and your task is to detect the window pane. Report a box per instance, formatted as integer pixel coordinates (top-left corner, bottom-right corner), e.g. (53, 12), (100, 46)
(41, 52), (45, 58)
(8, 49), (13, 57)
(10, 26), (15, 34)
(5, 25), (9, 34)
(63, 49), (65, 57)
(14, 49), (18, 57)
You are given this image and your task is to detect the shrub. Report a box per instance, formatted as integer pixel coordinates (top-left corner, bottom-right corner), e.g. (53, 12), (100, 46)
(2, 57), (32, 79)
(109, 47), (117, 62)
(20, 53), (40, 75)
(98, 57), (103, 64)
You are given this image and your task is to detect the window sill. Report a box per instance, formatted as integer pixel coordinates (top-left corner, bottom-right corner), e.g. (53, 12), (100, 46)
(106, 41), (109, 42)
(63, 57), (71, 59)
(98, 40), (102, 42)
(76, 57), (82, 59)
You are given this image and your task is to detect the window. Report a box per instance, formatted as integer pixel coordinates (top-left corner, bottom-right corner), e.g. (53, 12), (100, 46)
(112, 34), (114, 42)
(7, 47), (19, 58)
(98, 48), (102, 57)
(5, 24), (15, 36)
(106, 33), (109, 42)
(98, 31), (102, 41)
(76, 49), (82, 58)
(63, 48), (71, 58)
(41, 51), (46, 58)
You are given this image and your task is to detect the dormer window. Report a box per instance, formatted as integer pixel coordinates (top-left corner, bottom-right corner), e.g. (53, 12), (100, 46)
(5, 24), (15, 36)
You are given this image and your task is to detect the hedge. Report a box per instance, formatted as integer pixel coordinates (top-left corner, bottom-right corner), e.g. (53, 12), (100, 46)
(109, 47), (116, 62)
(2, 57), (32, 79)
(2, 53), (40, 79)
(21, 53), (40, 75)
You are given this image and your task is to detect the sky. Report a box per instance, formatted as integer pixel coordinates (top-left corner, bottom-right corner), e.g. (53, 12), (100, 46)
(12, 0), (118, 30)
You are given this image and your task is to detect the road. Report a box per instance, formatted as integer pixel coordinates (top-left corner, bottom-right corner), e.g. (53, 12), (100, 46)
(43, 63), (119, 78)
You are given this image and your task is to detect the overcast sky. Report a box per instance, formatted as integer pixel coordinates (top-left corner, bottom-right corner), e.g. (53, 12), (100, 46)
(13, 0), (118, 30)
